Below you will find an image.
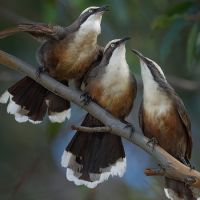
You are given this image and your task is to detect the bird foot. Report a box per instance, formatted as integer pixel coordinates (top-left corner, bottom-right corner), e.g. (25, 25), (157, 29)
(80, 92), (92, 105)
(146, 137), (158, 151)
(124, 122), (135, 132)
(36, 67), (45, 78)
(180, 156), (195, 170)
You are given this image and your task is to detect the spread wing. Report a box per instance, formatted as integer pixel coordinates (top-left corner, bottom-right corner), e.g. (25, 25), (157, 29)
(174, 94), (193, 158)
(0, 23), (65, 41)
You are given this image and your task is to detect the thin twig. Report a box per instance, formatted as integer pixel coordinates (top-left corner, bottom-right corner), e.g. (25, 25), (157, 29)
(144, 168), (165, 176)
(0, 50), (200, 188)
(71, 125), (111, 132)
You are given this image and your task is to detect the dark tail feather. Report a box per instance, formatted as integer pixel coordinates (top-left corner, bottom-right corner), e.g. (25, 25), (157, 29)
(61, 114), (126, 188)
(0, 27), (22, 39)
(0, 23), (55, 40)
(0, 76), (71, 123)
(165, 177), (199, 200)
(47, 85), (71, 123)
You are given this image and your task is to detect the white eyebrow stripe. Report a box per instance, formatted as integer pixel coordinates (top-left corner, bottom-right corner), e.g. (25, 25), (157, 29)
(81, 6), (100, 15)
(145, 57), (166, 78)
(104, 39), (121, 52)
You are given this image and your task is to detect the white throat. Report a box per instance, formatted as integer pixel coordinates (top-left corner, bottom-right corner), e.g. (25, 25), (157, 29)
(101, 45), (130, 94)
(77, 14), (102, 40)
(140, 59), (172, 115)
(72, 14), (102, 51)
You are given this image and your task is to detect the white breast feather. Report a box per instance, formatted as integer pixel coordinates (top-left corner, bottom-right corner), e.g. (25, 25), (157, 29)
(140, 59), (172, 116)
(101, 45), (130, 96)
(68, 14), (101, 64)
(77, 14), (102, 39)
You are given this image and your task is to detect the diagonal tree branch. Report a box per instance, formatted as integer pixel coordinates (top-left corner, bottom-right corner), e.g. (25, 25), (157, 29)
(71, 125), (112, 133)
(0, 49), (200, 188)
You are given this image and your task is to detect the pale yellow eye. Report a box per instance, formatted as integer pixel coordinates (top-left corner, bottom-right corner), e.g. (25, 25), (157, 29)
(111, 43), (115, 48)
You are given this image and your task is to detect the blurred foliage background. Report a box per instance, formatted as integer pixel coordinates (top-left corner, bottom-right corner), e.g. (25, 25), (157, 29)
(0, 0), (200, 200)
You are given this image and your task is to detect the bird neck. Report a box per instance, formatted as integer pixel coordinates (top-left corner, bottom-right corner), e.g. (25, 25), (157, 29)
(73, 29), (98, 49)
(73, 17), (101, 47)
(143, 83), (171, 112)
(141, 64), (172, 114)
(101, 49), (130, 94)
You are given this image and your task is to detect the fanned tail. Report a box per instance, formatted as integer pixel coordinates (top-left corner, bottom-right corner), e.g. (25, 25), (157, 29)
(0, 76), (71, 123)
(61, 114), (126, 188)
(164, 177), (200, 200)
(0, 27), (22, 39)
(0, 23), (56, 40)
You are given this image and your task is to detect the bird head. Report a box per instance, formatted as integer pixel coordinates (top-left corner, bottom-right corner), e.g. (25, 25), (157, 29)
(131, 49), (166, 83)
(103, 37), (131, 65)
(78, 5), (109, 35)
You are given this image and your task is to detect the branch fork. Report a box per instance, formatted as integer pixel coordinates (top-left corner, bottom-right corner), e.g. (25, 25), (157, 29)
(1, 49), (200, 188)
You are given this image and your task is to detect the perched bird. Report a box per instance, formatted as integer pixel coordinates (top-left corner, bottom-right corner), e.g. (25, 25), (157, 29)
(0, 5), (108, 123)
(61, 37), (137, 188)
(132, 49), (199, 200)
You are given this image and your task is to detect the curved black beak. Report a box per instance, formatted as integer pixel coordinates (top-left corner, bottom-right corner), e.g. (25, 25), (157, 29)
(131, 49), (147, 62)
(131, 49), (154, 68)
(118, 37), (131, 45)
(96, 5), (110, 13)
(121, 36), (131, 43)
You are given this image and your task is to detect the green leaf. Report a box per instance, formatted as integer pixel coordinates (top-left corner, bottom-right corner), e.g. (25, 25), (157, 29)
(152, 14), (183, 29)
(186, 23), (199, 69)
(152, 15), (171, 29)
(166, 1), (194, 16)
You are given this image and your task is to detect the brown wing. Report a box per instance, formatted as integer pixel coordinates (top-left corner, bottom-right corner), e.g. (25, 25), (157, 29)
(138, 101), (144, 132)
(81, 46), (104, 89)
(0, 23), (65, 41)
(174, 94), (193, 158)
(130, 73), (137, 103)
(0, 27), (21, 39)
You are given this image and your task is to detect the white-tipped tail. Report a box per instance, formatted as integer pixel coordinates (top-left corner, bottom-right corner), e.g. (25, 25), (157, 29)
(190, 187), (200, 200)
(61, 151), (73, 167)
(28, 119), (42, 124)
(164, 186), (200, 200)
(0, 91), (10, 103)
(49, 109), (71, 123)
(66, 168), (100, 188)
(7, 99), (21, 114)
(164, 188), (182, 200)
(109, 157), (126, 177)
(61, 150), (126, 188)
(0, 91), (42, 124)
(15, 113), (29, 123)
